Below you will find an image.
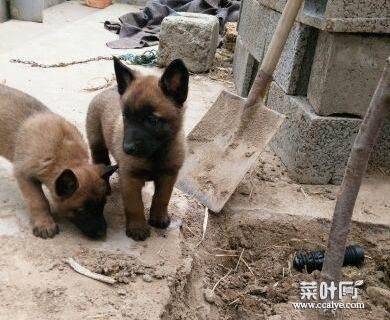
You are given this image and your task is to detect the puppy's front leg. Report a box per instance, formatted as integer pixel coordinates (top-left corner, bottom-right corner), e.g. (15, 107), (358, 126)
(149, 174), (177, 229)
(120, 174), (150, 241)
(15, 173), (59, 239)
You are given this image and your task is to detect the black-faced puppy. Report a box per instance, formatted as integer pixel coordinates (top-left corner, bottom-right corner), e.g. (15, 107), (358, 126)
(0, 84), (118, 239)
(86, 58), (188, 241)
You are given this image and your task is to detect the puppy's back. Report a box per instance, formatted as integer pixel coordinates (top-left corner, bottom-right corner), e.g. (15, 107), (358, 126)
(87, 87), (122, 152)
(0, 85), (50, 160)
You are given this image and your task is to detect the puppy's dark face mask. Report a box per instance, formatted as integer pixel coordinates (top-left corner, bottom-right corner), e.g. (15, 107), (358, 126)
(113, 57), (189, 159)
(70, 199), (107, 239)
(54, 165), (118, 239)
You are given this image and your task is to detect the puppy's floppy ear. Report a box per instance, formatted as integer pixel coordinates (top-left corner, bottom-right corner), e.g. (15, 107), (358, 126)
(101, 164), (119, 181)
(113, 56), (136, 95)
(159, 59), (189, 105)
(55, 169), (79, 198)
(100, 164), (118, 195)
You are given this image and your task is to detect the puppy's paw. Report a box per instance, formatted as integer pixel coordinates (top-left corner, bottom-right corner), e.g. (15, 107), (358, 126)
(126, 225), (150, 241)
(33, 221), (59, 239)
(149, 215), (171, 229)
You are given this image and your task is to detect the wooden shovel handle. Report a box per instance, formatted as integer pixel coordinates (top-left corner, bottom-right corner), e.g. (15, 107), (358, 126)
(245, 0), (304, 108)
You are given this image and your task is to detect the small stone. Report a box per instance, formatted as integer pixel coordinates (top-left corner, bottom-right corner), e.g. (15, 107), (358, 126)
(117, 289), (126, 296)
(142, 274), (153, 283)
(245, 151), (255, 157)
(268, 316), (282, 320)
(238, 184), (251, 196)
(325, 193), (336, 200)
(203, 289), (215, 304)
(222, 22), (237, 51)
(247, 285), (268, 297)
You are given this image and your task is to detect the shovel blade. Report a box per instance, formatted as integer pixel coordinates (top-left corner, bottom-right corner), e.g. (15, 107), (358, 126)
(176, 90), (284, 212)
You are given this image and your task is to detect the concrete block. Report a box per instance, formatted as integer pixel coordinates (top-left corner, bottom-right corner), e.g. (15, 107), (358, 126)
(232, 35), (257, 97)
(268, 81), (390, 184)
(9, 0), (45, 22)
(157, 13), (219, 73)
(237, 0), (317, 95)
(268, 81), (361, 184)
(0, 0), (8, 23)
(308, 31), (390, 118)
(256, 0), (390, 33)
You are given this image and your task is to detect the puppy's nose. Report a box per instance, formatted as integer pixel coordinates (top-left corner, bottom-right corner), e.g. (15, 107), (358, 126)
(123, 142), (138, 155)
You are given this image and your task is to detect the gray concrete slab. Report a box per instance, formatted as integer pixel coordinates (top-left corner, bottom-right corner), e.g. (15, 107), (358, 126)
(255, 0), (390, 33)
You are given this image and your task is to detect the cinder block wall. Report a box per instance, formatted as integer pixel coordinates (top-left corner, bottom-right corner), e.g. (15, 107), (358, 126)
(234, 0), (390, 184)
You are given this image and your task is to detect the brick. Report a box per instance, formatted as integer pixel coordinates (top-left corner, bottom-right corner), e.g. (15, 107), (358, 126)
(308, 31), (390, 117)
(157, 13), (219, 73)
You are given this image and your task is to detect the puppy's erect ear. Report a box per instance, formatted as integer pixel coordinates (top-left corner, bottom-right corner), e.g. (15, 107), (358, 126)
(55, 169), (79, 198)
(159, 59), (189, 105)
(113, 56), (136, 95)
(101, 164), (119, 181)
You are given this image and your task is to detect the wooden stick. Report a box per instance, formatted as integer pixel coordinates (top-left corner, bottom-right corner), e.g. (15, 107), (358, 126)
(65, 258), (117, 285)
(320, 57), (390, 311)
(212, 269), (232, 292)
(196, 207), (209, 247)
(235, 249), (245, 271)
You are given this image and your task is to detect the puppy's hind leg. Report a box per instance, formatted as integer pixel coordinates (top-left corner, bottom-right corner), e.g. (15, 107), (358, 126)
(15, 172), (59, 239)
(86, 110), (111, 166)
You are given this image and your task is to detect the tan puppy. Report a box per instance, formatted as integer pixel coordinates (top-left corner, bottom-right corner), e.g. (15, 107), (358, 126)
(0, 84), (117, 239)
(86, 58), (189, 241)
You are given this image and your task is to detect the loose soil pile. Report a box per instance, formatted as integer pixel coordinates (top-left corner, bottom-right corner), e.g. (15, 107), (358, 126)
(163, 205), (390, 320)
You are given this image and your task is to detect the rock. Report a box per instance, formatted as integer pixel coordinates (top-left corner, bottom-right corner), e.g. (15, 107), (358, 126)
(117, 289), (126, 296)
(142, 274), (153, 283)
(203, 289), (215, 304)
(158, 13), (219, 73)
(223, 22), (237, 51)
(366, 286), (390, 311)
(238, 184), (251, 196)
(247, 285), (268, 297)
(325, 193), (336, 200)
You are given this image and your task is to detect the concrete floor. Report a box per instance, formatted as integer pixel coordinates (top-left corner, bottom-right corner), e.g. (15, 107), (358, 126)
(0, 2), (226, 319)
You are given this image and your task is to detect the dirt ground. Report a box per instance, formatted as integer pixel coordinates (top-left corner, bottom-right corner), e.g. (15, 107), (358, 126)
(1, 148), (388, 320)
(161, 151), (390, 320)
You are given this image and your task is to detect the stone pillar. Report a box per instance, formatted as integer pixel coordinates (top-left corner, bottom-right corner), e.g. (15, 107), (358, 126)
(233, 0), (390, 184)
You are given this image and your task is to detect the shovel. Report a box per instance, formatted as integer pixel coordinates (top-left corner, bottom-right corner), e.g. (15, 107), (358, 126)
(176, 0), (304, 212)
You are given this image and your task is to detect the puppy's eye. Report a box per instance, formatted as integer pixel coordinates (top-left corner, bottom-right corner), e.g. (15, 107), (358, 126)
(76, 208), (85, 215)
(147, 115), (160, 126)
(123, 109), (131, 120)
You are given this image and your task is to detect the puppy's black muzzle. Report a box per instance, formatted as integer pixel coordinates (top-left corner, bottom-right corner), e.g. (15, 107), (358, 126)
(71, 202), (107, 239)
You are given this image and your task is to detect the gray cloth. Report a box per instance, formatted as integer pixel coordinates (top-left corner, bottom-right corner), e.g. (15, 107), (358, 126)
(105, 0), (240, 49)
